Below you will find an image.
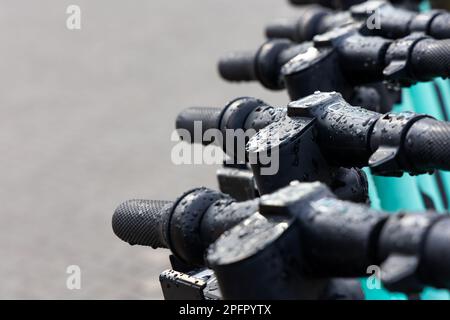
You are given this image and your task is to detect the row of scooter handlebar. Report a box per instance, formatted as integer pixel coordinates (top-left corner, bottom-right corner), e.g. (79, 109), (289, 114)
(112, 0), (450, 299)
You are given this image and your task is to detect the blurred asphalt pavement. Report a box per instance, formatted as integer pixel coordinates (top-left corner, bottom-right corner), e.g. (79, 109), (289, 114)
(0, 0), (295, 299)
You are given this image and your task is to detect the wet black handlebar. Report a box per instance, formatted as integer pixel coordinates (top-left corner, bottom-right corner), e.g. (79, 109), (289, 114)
(176, 92), (450, 178)
(274, 1), (450, 42)
(113, 181), (450, 298)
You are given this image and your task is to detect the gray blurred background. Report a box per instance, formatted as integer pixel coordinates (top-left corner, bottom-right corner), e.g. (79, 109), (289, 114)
(0, 0), (298, 299)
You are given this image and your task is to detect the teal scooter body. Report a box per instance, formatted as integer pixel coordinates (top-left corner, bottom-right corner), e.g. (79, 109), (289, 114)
(363, 90), (450, 300)
(361, 1), (450, 300)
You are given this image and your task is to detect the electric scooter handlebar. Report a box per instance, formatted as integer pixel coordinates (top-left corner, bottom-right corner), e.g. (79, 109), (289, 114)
(112, 181), (450, 298)
(274, 1), (450, 42)
(175, 92), (450, 176)
(219, 28), (450, 100)
(287, 0), (421, 11)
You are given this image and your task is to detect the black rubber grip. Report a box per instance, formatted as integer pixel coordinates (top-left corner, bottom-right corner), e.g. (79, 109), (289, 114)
(411, 39), (450, 80)
(288, 0), (315, 4)
(176, 107), (222, 145)
(265, 18), (300, 42)
(112, 199), (173, 249)
(218, 51), (256, 82)
(405, 118), (450, 172)
(429, 13), (450, 39)
(265, 6), (330, 43)
(288, 0), (359, 10)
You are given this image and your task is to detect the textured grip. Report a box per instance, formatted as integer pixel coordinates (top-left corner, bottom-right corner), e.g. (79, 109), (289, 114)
(112, 199), (173, 249)
(411, 39), (450, 80)
(405, 118), (450, 172)
(218, 51), (256, 82)
(429, 13), (450, 39)
(176, 107), (222, 145)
